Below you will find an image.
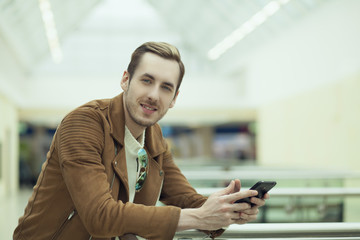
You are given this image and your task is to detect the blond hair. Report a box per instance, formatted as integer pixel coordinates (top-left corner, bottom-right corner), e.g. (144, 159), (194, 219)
(127, 42), (185, 93)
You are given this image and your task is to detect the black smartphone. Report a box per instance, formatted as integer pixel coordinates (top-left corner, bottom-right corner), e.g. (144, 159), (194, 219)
(234, 181), (276, 205)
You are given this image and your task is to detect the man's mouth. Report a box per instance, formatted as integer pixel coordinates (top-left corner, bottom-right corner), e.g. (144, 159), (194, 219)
(141, 104), (157, 113)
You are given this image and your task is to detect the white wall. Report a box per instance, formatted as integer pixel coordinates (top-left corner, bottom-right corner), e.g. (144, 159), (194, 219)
(0, 35), (21, 195)
(0, 35), (26, 106)
(0, 95), (19, 196)
(258, 73), (360, 170)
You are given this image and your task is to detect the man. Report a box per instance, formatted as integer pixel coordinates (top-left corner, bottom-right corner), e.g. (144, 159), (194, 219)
(14, 42), (268, 240)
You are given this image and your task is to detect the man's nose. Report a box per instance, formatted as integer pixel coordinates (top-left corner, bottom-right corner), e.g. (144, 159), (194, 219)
(147, 85), (160, 102)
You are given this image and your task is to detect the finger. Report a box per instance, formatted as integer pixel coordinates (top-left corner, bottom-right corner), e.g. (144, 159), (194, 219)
(229, 211), (242, 220)
(227, 189), (258, 203)
(215, 180), (235, 196)
(232, 202), (252, 212)
(263, 193), (270, 199)
(236, 212), (258, 223)
(242, 206), (259, 215)
(250, 197), (266, 207)
(234, 219), (247, 225)
(232, 213), (248, 224)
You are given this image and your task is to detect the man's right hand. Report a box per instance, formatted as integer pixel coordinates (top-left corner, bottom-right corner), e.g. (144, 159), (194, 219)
(176, 180), (259, 232)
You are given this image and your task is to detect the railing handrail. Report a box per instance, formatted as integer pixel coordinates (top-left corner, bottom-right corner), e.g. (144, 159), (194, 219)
(182, 169), (360, 180)
(196, 187), (360, 197)
(175, 222), (360, 239)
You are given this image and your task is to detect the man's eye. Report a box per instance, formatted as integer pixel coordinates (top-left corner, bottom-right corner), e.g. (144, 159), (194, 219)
(142, 79), (151, 84)
(162, 86), (172, 91)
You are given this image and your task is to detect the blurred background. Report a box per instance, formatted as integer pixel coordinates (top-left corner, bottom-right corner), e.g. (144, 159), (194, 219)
(1, 0), (360, 238)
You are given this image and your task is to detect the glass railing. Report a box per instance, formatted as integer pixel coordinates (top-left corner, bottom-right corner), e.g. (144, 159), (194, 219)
(181, 167), (360, 189)
(176, 166), (360, 223)
(175, 222), (360, 239)
(195, 187), (360, 222)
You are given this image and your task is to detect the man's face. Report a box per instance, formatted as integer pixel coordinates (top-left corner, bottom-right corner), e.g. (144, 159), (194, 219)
(121, 52), (179, 129)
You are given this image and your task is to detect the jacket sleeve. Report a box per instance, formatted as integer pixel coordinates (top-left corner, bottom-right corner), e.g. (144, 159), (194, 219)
(56, 107), (180, 240)
(159, 139), (226, 239)
(159, 141), (207, 208)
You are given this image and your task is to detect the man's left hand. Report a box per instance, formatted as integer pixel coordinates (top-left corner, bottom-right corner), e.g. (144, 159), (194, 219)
(234, 192), (270, 224)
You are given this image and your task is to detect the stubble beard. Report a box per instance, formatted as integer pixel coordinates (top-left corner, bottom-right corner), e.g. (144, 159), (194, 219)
(125, 97), (167, 128)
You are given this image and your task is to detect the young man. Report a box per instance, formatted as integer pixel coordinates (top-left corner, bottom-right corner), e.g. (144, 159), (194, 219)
(14, 42), (268, 240)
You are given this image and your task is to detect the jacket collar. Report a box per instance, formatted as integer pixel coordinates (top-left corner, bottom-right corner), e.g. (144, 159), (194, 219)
(108, 93), (167, 157)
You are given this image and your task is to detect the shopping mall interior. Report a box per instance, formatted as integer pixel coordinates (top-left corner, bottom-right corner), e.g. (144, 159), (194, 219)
(1, 0), (360, 239)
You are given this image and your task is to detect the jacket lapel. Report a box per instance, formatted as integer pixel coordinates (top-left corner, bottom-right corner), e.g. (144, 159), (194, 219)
(108, 93), (129, 201)
(113, 146), (129, 202)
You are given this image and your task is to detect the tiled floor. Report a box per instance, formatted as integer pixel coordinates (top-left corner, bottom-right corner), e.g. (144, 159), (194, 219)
(1, 188), (33, 240)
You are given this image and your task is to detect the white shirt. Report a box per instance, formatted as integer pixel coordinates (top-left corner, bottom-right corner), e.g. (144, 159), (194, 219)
(124, 126), (145, 203)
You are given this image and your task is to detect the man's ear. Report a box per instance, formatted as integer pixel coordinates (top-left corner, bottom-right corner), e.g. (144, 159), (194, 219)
(121, 71), (130, 92)
(169, 91), (179, 108)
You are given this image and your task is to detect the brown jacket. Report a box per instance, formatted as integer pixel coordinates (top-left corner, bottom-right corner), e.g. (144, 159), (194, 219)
(14, 93), (207, 240)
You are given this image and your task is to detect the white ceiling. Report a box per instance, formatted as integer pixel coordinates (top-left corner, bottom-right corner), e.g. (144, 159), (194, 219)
(0, 0), (330, 78)
(0, 0), (337, 124)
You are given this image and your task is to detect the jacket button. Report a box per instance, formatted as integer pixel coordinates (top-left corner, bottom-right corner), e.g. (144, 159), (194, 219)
(159, 170), (164, 176)
(114, 161), (118, 166)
